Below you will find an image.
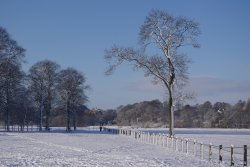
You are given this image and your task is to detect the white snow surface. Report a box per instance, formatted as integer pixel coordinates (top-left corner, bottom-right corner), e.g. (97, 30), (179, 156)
(0, 127), (249, 167)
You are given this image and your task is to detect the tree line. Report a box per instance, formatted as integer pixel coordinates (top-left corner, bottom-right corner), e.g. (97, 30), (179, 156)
(0, 26), (88, 132)
(114, 99), (250, 128)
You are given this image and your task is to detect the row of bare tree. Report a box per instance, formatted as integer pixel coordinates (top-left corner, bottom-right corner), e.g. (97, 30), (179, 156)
(0, 27), (88, 132)
(114, 99), (250, 128)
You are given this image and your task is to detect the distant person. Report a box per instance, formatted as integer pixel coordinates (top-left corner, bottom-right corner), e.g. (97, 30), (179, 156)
(99, 126), (102, 132)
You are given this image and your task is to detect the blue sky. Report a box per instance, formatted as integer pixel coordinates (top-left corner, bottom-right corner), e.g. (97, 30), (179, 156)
(1, 0), (250, 109)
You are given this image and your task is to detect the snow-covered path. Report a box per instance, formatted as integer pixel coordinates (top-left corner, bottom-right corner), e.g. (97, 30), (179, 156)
(0, 129), (217, 167)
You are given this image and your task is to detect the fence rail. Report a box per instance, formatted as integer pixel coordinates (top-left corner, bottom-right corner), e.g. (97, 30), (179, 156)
(103, 127), (248, 167)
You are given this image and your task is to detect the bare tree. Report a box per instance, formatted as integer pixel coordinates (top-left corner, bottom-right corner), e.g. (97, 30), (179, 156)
(0, 62), (24, 131)
(28, 60), (60, 131)
(0, 27), (25, 131)
(57, 68), (88, 132)
(104, 9), (200, 136)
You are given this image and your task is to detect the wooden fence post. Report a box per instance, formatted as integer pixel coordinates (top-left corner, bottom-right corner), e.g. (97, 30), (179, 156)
(201, 142), (204, 159)
(171, 137), (174, 149)
(162, 135), (165, 147)
(159, 134), (162, 146)
(194, 140), (196, 156)
(154, 133), (157, 144)
(166, 136), (169, 148)
(230, 145), (234, 166)
(149, 133), (152, 144)
(150, 133), (152, 144)
(161, 134), (164, 146)
(219, 145), (223, 164)
(182, 138), (184, 153)
(148, 133), (150, 144)
(156, 134), (158, 145)
(209, 143), (212, 161)
(175, 137), (178, 151)
(243, 145), (247, 167)
(160, 134), (162, 146)
(186, 139), (189, 154)
(157, 134), (159, 145)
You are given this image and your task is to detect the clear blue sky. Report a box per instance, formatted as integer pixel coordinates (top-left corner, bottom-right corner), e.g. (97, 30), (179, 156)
(1, 0), (250, 109)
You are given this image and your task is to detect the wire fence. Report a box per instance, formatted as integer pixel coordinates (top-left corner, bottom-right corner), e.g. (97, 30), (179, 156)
(103, 127), (248, 167)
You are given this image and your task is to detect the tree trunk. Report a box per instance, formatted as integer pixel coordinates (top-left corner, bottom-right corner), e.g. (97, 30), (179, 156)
(6, 106), (10, 132)
(167, 57), (175, 136)
(45, 108), (49, 131)
(45, 91), (52, 131)
(168, 84), (174, 136)
(39, 102), (43, 131)
(73, 112), (76, 131)
(66, 101), (71, 132)
(45, 102), (51, 131)
(5, 84), (10, 132)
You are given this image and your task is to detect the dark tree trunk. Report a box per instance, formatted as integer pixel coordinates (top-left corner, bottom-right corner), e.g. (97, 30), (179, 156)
(45, 91), (52, 131)
(45, 102), (51, 131)
(45, 109), (49, 131)
(168, 85), (173, 136)
(73, 112), (76, 131)
(66, 101), (71, 132)
(39, 103), (43, 131)
(5, 84), (10, 132)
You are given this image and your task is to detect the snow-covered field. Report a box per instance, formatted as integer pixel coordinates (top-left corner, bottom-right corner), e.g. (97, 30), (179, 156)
(0, 127), (249, 167)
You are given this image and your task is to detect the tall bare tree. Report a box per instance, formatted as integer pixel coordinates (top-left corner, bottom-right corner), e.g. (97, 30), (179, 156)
(104, 9), (200, 136)
(0, 61), (24, 131)
(57, 68), (88, 132)
(0, 27), (25, 131)
(28, 60), (60, 131)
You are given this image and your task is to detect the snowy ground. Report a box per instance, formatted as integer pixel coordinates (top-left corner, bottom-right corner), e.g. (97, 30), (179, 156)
(0, 127), (249, 167)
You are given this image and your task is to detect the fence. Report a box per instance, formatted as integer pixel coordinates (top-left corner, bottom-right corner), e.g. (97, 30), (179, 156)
(0, 125), (40, 132)
(103, 127), (248, 167)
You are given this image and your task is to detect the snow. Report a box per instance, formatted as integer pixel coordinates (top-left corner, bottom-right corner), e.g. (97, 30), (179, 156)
(0, 127), (249, 167)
